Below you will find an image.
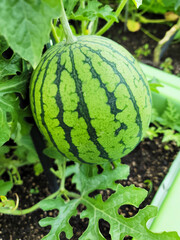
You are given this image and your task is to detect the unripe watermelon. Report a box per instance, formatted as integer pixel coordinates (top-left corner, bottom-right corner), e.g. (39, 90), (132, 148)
(30, 35), (151, 164)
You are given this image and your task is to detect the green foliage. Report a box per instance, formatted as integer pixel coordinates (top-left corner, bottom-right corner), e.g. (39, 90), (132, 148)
(157, 100), (180, 131)
(70, 0), (118, 22)
(33, 163), (44, 176)
(145, 100), (180, 146)
(160, 57), (174, 73)
(145, 125), (180, 147)
(0, 35), (40, 183)
(39, 161), (180, 239)
(134, 44), (151, 59)
(0, 180), (13, 195)
(30, 186), (40, 194)
(139, 0), (180, 14)
(0, 195), (16, 210)
(174, 29), (180, 40)
(0, 0), (61, 68)
(162, 129), (180, 146)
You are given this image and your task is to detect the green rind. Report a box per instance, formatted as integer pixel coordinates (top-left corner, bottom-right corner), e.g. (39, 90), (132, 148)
(30, 35), (152, 164)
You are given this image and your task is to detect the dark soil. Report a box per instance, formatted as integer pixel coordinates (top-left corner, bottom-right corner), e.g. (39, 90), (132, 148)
(0, 136), (179, 240)
(1, 17), (180, 240)
(105, 21), (180, 75)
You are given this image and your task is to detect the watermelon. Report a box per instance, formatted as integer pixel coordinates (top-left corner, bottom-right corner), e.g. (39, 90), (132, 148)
(30, 35), (152, 164)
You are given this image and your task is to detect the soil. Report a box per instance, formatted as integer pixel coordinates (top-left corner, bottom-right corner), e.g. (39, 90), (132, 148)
(1, 16), (180, 240)
(105, 20), (180, 75)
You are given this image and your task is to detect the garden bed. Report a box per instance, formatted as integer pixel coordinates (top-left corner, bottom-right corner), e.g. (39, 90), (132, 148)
(0, 135), (179, 240)
(106, 20), (180, 75)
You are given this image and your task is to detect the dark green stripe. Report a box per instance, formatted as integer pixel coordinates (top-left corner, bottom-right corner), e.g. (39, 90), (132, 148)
(79, 48), (122, 119)
(39, 51), (68, 159)
(32, 45), (91, 164)
(78, 36), (152, 105)
(80, 44), (143, 140)
(115, 122), (127, 136)
(31, 46), (83, 163)
(52, 52), (90, 164)
(69, 46), (112, 162)
(31, 46), (60, 121)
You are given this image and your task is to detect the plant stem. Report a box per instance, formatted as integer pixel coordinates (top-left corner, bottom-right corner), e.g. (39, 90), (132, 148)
(0, 189), (81, 216)
(141, 27), (160, 42)
(65, 190), (81, 199)
(153, 18), (180, 65)
(96, 0), (128, 36)
(0, 189), (60, 215)
(80, 0), (87, 34)
(60, 159), (66, 192)
(59, 0), (77, 43)
(51, 22), (60, 43)
(138, 15), (167, 24)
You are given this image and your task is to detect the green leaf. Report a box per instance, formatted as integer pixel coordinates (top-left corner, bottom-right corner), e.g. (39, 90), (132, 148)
(43, 146), (64, 159)
(162, 129), (180, 146)
(14, 135), (39, 165)
(33, 162), (43, 176)
(149, 82), (163, 93)
(0, 35), (9, 54)
(0, 180), (13, 195)
(175, 0), (180, 10)
(39, 161), (180, 239)
(0, 71), (31, 146)
(39, 197), (79, 239)
(174, 29), (180, 40)
(0, 146), (10, 156)
(72, 160), (129, 195)
(161, 100), (180, 130)
(139, 0), (179, 13)
(63, 0), (79, 17)
(0, 0), (61, 68)
(0, 107), (11, 146)
(0, 36), (22, 78)
(131, 0), (142, 8)
(0, 71), (29, 97)
(145, 126), (159, 140)
(0, 54), (21, 79)
(71, 0), (118, 22)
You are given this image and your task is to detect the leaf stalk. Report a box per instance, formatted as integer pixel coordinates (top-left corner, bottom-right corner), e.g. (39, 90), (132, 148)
(96, 0), (128, 36)
(59, 0), (77, 44)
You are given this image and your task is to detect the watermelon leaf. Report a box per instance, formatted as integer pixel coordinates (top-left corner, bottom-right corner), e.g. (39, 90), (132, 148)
(175, 0), (180, 10)
(63, 0), (79, 17)
(0, 72), (28, 97)
(0, 180), (13, 195)
(70, 0), (118, 22)
(72, 160), (129, 195)
(0, 107), (11, 146)
(79, 185), (179, 240)
(0, 71), (31, 146)
(0, 36), (22, 79)
(0, 0), (61, 68)
(39, 197), (80, 239)
(0, 54), (21, 79)
(39, 161), (180, 239)
(0, 35), (9, 54)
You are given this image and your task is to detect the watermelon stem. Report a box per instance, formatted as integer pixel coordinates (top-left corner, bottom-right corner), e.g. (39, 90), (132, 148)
(59, 159), (66, 192)
(59, 0), (77, 44)
(96, 0), (128, 36)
